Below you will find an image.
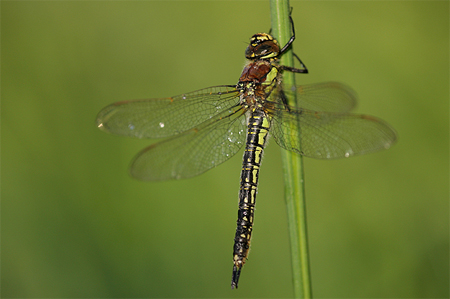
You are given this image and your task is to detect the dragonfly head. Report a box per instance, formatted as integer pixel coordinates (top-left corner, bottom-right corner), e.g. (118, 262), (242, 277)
(245, 33), (280, 60)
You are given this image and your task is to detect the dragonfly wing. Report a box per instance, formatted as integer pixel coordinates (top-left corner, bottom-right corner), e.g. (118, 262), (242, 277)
(130, 106), (247, 181)
(270, 108), (397, 159)
(96, 86), (239, 138)
(280, 82), (357, 113)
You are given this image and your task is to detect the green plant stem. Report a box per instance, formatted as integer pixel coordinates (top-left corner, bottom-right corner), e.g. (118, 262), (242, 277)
(269, 1), (313, 298)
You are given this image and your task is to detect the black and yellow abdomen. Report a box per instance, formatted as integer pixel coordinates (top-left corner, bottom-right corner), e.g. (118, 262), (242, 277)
(232, 109), (270, 289)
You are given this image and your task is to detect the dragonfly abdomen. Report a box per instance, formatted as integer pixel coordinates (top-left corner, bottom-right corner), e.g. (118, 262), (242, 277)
(232, 109), (270, 289)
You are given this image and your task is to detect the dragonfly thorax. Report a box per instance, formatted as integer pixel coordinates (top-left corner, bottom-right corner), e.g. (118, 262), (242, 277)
(238, 60), (272, 83)
(237, 81), (265, 109)
(237, 59), (280, 109)
(245, 33), (281, 60)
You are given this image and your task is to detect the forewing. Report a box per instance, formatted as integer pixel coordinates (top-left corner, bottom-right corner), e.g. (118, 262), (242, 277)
(270, 108), (397, 159)
(130, 106), (247, 181)
(280, 82), (357, 113)
(96, 86), (239, 138)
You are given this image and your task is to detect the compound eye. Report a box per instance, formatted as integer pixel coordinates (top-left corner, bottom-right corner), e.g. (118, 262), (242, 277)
(246, 41), (279, 59)
(256, 44), (272, 55)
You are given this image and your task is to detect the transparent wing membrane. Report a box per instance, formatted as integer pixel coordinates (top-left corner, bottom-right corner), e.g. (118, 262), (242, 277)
(97, 80), (396, 179)
(270, 108), (397, 159)
(281, 82), (358, 113)
(130, 106), (246, 181)
(96, 86), (239, 139)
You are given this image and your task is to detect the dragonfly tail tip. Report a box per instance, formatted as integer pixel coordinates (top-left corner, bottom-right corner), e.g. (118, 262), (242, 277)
(231, 265), (242, 289)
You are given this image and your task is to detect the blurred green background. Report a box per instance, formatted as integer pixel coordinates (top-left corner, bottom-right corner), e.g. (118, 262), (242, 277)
(3, 1), (448, 298)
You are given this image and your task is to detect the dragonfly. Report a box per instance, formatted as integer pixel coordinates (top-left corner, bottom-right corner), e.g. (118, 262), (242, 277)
(96, 16), (397, 289)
